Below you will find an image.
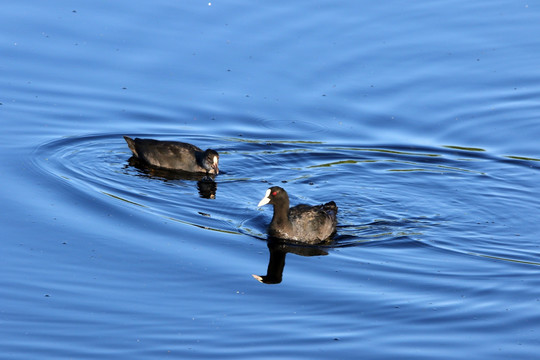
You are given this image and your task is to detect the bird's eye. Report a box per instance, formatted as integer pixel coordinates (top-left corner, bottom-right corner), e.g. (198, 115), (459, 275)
(272, 191), (277, 196)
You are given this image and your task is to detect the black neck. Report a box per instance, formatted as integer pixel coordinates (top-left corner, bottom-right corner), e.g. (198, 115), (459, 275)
(271, 197), (290, 225)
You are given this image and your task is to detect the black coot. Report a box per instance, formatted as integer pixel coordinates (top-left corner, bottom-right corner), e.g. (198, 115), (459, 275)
(257, 186), (338, 244)
(123, 136), (219, 174)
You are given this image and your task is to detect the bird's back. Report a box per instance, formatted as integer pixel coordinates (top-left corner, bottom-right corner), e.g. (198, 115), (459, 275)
(287, 201), (338, 243)
(124, 136), (204, 171)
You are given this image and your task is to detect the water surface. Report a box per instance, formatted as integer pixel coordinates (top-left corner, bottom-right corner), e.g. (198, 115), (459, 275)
(2, 0), (540, 359)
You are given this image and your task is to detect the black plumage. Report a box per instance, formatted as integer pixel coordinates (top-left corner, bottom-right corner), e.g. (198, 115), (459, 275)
(257, 186), (338, 244)
(123, 136), (219, 174)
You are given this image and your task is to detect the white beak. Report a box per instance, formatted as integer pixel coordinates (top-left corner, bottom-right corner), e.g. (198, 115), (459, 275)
(252, 274), (264, 282)
(212, 156), (219, 174)
(257, 189), (271, 207)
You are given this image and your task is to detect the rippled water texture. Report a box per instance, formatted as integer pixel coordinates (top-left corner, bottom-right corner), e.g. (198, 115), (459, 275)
(2, 0), (540, 359)
(34, 133), (540, 265)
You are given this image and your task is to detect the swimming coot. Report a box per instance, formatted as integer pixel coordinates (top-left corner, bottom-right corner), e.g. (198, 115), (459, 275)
(257, 186), (338, 244)
(123, 136), (219, 174)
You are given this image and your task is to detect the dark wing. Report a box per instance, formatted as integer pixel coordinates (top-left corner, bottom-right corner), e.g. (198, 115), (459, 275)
(288, 202), (338, 243)
(132, 138), (203, 171)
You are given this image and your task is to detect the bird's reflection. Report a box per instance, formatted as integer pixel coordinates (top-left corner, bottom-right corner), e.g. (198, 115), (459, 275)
(252, 239), (328, 284)
(126, 156), (217, 199)
(196, 178), (217, 199)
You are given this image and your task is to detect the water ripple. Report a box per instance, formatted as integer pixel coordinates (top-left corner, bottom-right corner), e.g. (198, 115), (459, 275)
(32, 133), (540, 267)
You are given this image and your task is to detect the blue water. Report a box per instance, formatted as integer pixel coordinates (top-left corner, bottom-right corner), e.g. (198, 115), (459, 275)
(2, 0), (540, 359)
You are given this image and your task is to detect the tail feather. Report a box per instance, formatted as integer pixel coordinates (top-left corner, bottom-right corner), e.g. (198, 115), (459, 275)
(123, 136), (138, 157)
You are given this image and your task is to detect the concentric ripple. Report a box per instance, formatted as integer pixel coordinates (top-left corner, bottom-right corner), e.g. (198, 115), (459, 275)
(32, 133), (540, 265)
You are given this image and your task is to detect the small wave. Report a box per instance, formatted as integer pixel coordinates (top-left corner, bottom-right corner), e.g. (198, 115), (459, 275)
(31, 133), (540, 266)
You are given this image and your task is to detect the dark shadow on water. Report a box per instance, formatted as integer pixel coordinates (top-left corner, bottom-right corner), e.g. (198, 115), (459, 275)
(125, 156), (218, 199)
(250, 217), (437, 284)
(252, 239), (329, 284)
(196, 179), (217, 199)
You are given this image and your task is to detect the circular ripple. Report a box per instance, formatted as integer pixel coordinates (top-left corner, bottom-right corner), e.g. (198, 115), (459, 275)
(258, 119), (329, 134)
(32, 133), (540, 265)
